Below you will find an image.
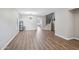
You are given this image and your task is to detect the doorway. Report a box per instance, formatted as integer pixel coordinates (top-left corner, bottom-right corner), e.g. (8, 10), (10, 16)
(51, 16), (55, 33)
(46, 13), (55, 32)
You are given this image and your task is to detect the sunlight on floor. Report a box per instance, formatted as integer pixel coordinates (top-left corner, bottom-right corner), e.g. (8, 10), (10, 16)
(37, 26), (42, 31)
(35, 26), (43, 40)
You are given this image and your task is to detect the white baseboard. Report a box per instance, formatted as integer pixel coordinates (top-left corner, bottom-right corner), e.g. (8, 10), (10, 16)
(70, 37), (79, 40)
(1, 31), (19, 50)
(55, 34), (79, 40)
(55, 34), (68, 40)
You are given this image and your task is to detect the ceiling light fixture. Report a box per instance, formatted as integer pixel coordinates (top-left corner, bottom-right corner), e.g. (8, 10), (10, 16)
(28, 16), (33, 20)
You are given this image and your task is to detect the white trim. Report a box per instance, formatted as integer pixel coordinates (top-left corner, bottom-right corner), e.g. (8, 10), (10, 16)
(55, 34), (69, 40)
(55, 34), (79, 40)
(71, 37), (79, 40)
(1, 31), (19, 50)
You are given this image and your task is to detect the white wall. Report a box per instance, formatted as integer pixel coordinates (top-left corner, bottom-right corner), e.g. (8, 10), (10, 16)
(22, 15), (37, 30)
(0, 8), (19, 49)
(73, 9), (79, 39)
(55, 8), (74, 39)
(20, 15), (46, 30)
(40, 16), (46, 29)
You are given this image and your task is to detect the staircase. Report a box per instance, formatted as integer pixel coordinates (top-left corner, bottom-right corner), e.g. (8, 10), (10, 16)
(43, 23), (51, 30)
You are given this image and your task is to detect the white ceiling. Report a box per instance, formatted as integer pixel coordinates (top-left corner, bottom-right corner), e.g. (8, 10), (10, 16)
(16, 8), (55, 16)
(16, 8), (75, 16)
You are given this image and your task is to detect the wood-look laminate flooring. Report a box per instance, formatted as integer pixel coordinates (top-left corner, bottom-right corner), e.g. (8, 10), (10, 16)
(5, 29), (79, 50)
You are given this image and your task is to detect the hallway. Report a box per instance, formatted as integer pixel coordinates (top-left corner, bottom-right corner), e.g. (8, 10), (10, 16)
(1, 8), (79, 50)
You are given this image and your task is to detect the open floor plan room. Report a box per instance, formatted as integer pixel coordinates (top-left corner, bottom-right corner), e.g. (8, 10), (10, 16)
(0, 8), (79, 50)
